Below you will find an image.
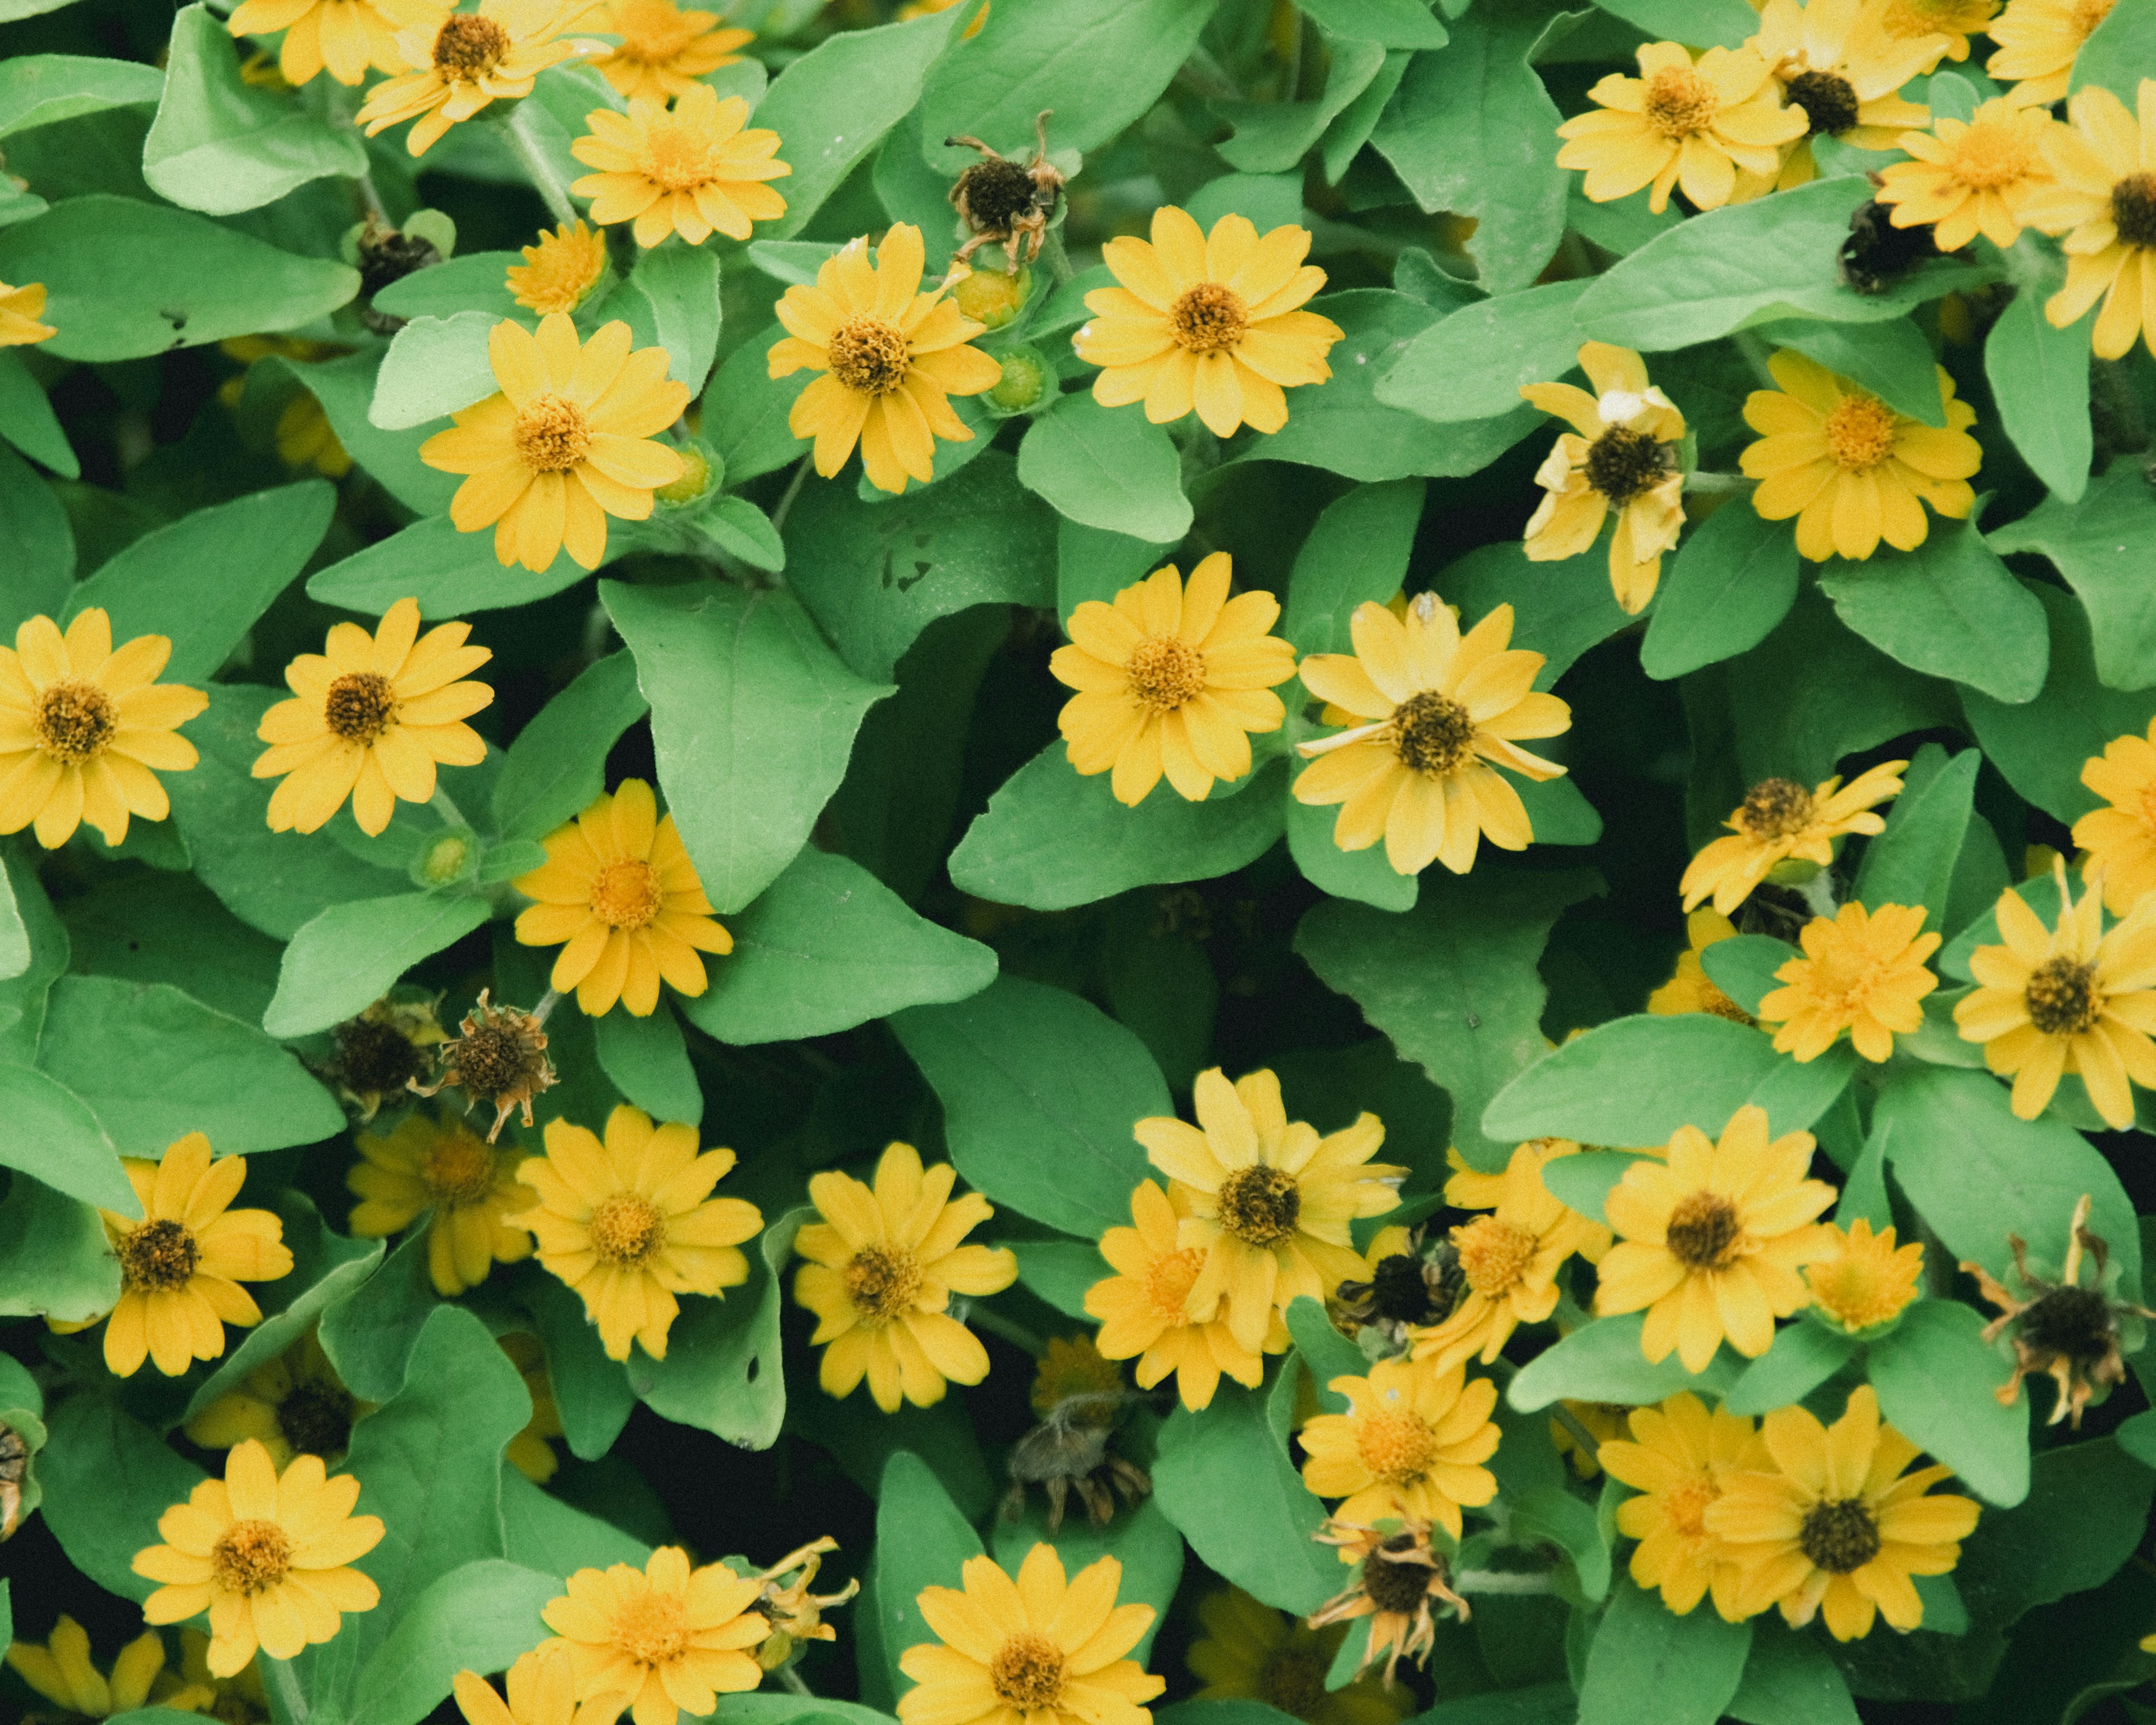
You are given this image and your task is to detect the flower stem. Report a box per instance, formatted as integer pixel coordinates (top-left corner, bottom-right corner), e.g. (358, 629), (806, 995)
(503, 104), (577, 228)
(779, 1664), (815, 1697)
(964, 1302), (1045, 1358)
(1039, 226), (1075, 289)
(1454, 1569), (1556, 1596)
(769, 451), (814, 535)
(430, 784), (468, 829)
(531, 987), (561, 1026)
(1681, 470), (1753, 496)
(1550, 1403), (1604, 1462)
(265, 1656), (310, 1725)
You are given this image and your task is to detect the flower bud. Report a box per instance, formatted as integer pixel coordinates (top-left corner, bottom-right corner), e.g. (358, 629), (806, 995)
(949, 261), (1032, 331)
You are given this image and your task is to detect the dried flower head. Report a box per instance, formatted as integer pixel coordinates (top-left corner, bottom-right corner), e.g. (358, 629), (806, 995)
(1308, 1514), (1468, 1689)
(1003, 1344), (1152, 1530)
(412, 989), (559, 1142)
(324, 994), (445, 1119)
(748, 1537), (858, 1671)
(947, 109), (1066, 268)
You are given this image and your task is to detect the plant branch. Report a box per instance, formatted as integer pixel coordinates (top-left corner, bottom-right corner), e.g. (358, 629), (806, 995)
(504, 104), (578, 227)
(1454, 1569), (1557, 1596)
(264, 1657), (310, 1725)
(769, 451), (814, 535)
(964, 1302), (1045, 1358)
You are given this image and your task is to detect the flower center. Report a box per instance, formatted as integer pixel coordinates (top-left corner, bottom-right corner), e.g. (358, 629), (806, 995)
(844, 1244), (921, 1322)
(2110, 172), (2156, 251)
(453, 1023), (533, 1097)
(1170, 281), (1249, 354)
(324, 670), (396, 745)
(989, 1632), (1066, 1710)
(1701, 984), (1755, 1025)
(1356, 1408), (1438, 1485)
(1254, 1648), (1329, 1721)
(589, 1193), (666, 1265)
(613, 1587), (690, 1667)
(2024, 956), (2102, 1036)
(2020, 1284), (2114, 1363)
(613, 0), (700, 60)
(638, 112), (725, 191)
(1453, 1215), (1539, 1296)
(211, 1519), (295, 1596)
(1391, 690), (1477, 778)
(1124, 637), (1207, 712)
(1736, 776), (1814, 839)
(1823, 395), (1899, 472)
(1664, 1192), (1743, 1271)
(1217, 1164), (1300, 1246)
(1371, 1252), (1450, 1324)
(1798, 1498), (1881, 1573)
(513, 393), (593, 474)
(432, 12), (510, 77)
(590, 858), (663, 929)
(1947, 116), (2038, 190)
(1811, 1257), (1904, 1330)
(1144, 1245), (1205, 1320)
(422, 1133), (499, 1206)
(336, 1016), (430, 1096)
(1583, 424), (1668, 506)
(276, 1379), (359, 1457)
(956, 157), (1041, 231)
(32, 679), (117, 764)
(1662, 1473), (1718, 1539)
(1363, 1536), (1435, 1614)
(120, 1218), (200, 1292)
(1785, 69), (1861, 138)
(1642, 65), (1719, 140)
(2074, 0), (2118, 37)
(827, 317), (912, 396)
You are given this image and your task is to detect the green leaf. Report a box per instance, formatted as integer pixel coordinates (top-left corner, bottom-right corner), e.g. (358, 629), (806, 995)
(1721, 1321), (1859, 1417)
(1958, 1439), (2154, 1632)
(1514, 1482), (1613, 1604)
(1641, 499), (1802, 682)
(319, 1231), (437, 1404)
(1984, 285), (2091, 501)
(1851, 745), (1977, 929)
(627, 1207), (799, 1449)
(700, 495), (787, 571)
(592, 1000), (701, 1125)
(871, 1449), (987, 1703)
(490, 651), (648, 841)
(0, 350), (76, 476)
(1579, 1576), (1752, 1725)
(501, 1466), (649, 1577)
(1815, 520), (2047, 705)
(264, 350), (458, 516)
(1283, 1295), (1366, 1416)
(0, 1171), (119, 1321)
(370, 251), (525, 323)
(1590, 0), (1755, 46)
(307, 514), (587, 619)
(1215, 33), (1390, 174)
(1017, 393), (1193, 544)
(703, 324), (808, 485)
(1728, 1619), (1861, 1725)
(371, 311), (501, 432)
(1282, 480), (1424, 654)
(0, 849), (65, 1065)
(516, 1268), (635, 1461)
(1508, 1312), (1742, 1410)
(0, 54), (161, 136)
(1298, 0), (1447, 46)
(0, 1064), (133, 1212)
(1375, 277), (1589, 424)
(890, 974), (1168, 1240)
(347, 1560), (560, 1725)
(1698, 933), (1796, 1016)
(1540, 1150), (1656, 1225)
(601, 578), (893, 914)
(263, 893), (493, 1040)
(1057, 518), (1174, 622)
(1753, 317), (1946, 427)
(0, 194), (357, 362)
(1011, 1239), (1104, 1320)
(2072, 0), (2156, 97)
(1286, 796), (1418, 911)
(1866, 1299), (2029, 1508)
(1989, 463), (2156, 691)
(38, 1392), (205, 1605)
(597, 241), (720, 390)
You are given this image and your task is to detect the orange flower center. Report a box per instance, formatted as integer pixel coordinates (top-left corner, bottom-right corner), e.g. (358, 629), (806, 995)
(1217, 1164), (1300, 1246)
(591, 858), (663, 929)
(590, 1193), (666, 1265)
(1144, 1245), (1206, 1321)
(432, 13), (510, 78)
(1125, 636), (1207, 712)
(1736, 775), (1814, 839)
(513, 393), (594, 474)
(1945, 115), (2039, 190)
(1664, 1192), (1743, 1270)
(1584, 424), (1668, 505)
(2025, 955), (2102, 1035)
(1170, 281), (1248, 354)
(613, 1586), (691, 1667)
(1660, 1472), (1718, 1538)
(1641, 65), (1718, 140)
(1798, 1498), (1881, 1573)
(2111, 171), (2156, 251)
(422, 1132), (499, 1206)
(827, 317), (912, 396)
(613, 0), (701, 62)
(1356, 1407), (1438, 1486)
(211, 1518), (295, 1595)
(637, 110), (730, 191)
(1785, 69), (1860, 139)
(120, 1217), (200, 1292)
(989, 1633), (1066, 1710)
(1822, 395), (1899, 472)
(844, 1244), (921, 1322)
(1391, 690), (1476, 778)
(1454, 1215), (1539, 1296)
(32, 678), (116, 764)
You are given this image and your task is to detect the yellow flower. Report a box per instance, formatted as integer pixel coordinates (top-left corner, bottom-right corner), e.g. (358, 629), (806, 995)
(358, 0), (598, 157)
(2026, 81), (2156, 361)
(539, 1546), (766, 1725)
(1185, 1586), (1406, 1725)
(346, 1109), (537, 1294)
(1805, 1218), (1924, 1332)
(1135, 1067), (1402, 1353)
(0, 279), (56, 346)
(183, 1330), (374, 1468)
(1551, 1399), (1629, 1477)
(1748, 0), (1938, 190)
(1649, 908), (1756, 1023)
(275, 392), (352, 477)
(514, 1103), (764, 1362)
(570, 85), (789, 248)
(508, 220), (610, 316)
(2075, 721), (2156, 915)
(1597, 1391), (1771, 1619)
(225, 0), (430, 86)
(1987, 0), (2117, 107)
(5, 1617), (213, 1719)
(1085, 1178), (1272, 1412)
(768, 225), (1002, 495)
(1878, 98), (2058, 250)
(134, 1439), (384, 1677)
(512, 778), (732, 1019)
(1705, 1385), (1980, 1639)
(421, 314), (690, 573)
(1048, 554), (1297, 806)
(1293, 595), (1572, 878)
(1556, 42), (1806, 213)
(898, 1545), (1165, 1725)
(501, 1331), (568, 1483)
(1871, 0), (1997, 60)
(1519, 341), (1686, 615)
(252, 596), (492, 837)
(1952, 859), (2156, 1128)
(1595, 1104), (1837, 1372)
(1756, 901), (1941, 1062)
(1739, 350), (1981, 562)
(0, 608), (206, 850)
(454, 1642), (627, 1725)
(1298, 1354), (1501, 1540)
(590, 0), (750, 97)
(1073, 206), (1342, 438)
(1679, 760), (1906, 914)
(793, 1140), (1017, 1411)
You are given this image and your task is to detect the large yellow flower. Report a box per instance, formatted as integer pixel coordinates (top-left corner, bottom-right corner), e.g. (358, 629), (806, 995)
(1679, 760), (1906, 914)
(1293, 595), (1572, 878)
(2075, 720), (2156, 915)
(226, 0), (431, 86)
(346, 1110), (537, 1294)
(1706, 1385), (1980, 1640)
(1756, 901), (1941, 1062)
(1749, 0), (1938, 189)
(540, 1546), (766, 1725)
(570, 85), (789, 248)
(1135, 1067), (1401, 1353)
(508, 220), (610, 316)
(1871, 0), (1997, 60)
(1952, 860), (2156, 1128)
(1649, 908), (1755, 1023)
(1073, 206), (1341, 438)
(454, 1643), (627, 1725)
(184, 1330), (373, 1468)
(898, 1545), (1165, 1725)
(1987, 0), (2116, 106)
(253, 596), (492, 837)
(1049, 554), (1297, 806)
(1519, 340), (1685, 615)
(514, 1104), (763, 1362)
(590, 0), (750, 98)
(793, 1140), (1017, 1411)
(1595, 1104), (1837, 1373)
(1805, 1218), (1924, 1334)
(4, 1616), (213, 1719)
(1597, 1391), (1770, 1619)
(513, 778), (732, 1019)
(421, 314), (690, 574)
(1185, 1586), (1405, 1725)
(358, 0), (598, 156)
(1298, 1355), (1501, 1540)
(2025, 81), (2156, 362)
(1739, 350), (1981, 562)
(0, 608), (205, 850)
(134, 1439), (384, 1677)
(1878, 98), (2058, 250)
(1556, 42), (1806, 213)
(0, 279), (55, 346)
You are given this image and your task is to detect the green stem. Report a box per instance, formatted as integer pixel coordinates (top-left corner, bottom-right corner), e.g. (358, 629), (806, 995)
(779, 1664), (815, 1697)
(430, 784), (468, 829)
(1039, 226), (1075, 289)
(1455, 1569), (1556, 1596)
(265, 1657), (310, 1725)
(1550, 1403), (1603, 1463)
(531, 987), (562, 1026)
(966, 1303), (1046, 1358)
(504, 104), (577, 227)
(1729, 327), (1778, 392)
(768, 451), (814, 535)
(1681, 470), (1753, 496)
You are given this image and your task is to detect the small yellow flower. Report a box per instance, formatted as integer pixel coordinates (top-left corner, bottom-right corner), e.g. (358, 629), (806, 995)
(1680, 760), (1906, 915)
(1986, 0), (2117, 107)
(0, 608), (206, 850)
(454, 1642), (626, 1725)
(507, 220), (610, 316)
(1556, 42), (1806, 213)
(1648, 908), (1756, 1023)
(1878, 98), (2058, 250)
(346, 1110), (537, 1294)
(793, 1140), (1017, 1411)
(500, 1331), (568, 1483)
(589, 0), (750, 98)
(2075, 720), (2156, 915)
(539, 1546), (766, 1725)
(570, 85), (789, 248)
(4, 1616), (212, 1719)
(358, 0), (599, 157)
(1049, 554), (1297, 806)
(1748, 0), (1938, 190)
(514, 1104), (764, 1362)
(252, 596), (492, 837)
(1597, 1391), (1770, 1619)
(421, 314), (689, 574)
(1294, 595), (1572, 878)
(1756, 901), (1942, 1062)
(1074, 206), (1342, 438)
(768, 225), (1002, 495)
(225, 0), (430, 86)
(183, 1330), (374, 1468)
(1298, 1354), (1501, 1540)
(1805, 1218), (1924, 1332)
(1185, 1586), (1406, 1725)
(0, 279), (56, 346)
(134, 1439), (385, 1677)
(2025, 81), (2156, 362)
(1870, 0), (1997, 60)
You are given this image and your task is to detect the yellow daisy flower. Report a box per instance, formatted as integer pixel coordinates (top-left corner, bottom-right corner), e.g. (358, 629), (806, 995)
(507, 220), (610, 316)
(1679, 760), (1906, 915)
(1750, 0), (1939, 190)
(1072, 206), (1342, 438)
(1805, 1218), (1924, 1334)
(1986, 0), (2117, 107)
(514, 1104), (764, 1362)
(539, 1546), (766, 1725)
(183, 1330), (374, 1468)
(768, 224), (1002, 495)
(1739, 350), (1982, 562)
(225, 0), (430, 86)
(420, 314), (690, 574)
(0, 279), (56, 347)
(1556, 42), (1806, 213)
(1706, 1385), (1980, 1639)
(570, 85), (789, 248)
(1519, 340), (1687, 615)
(1870, 0), (1997, 60)
(1597, 1391), (1771, 1620)
(454, 1642), (626, 1725)
(1048, 554), (1298, 806)
(1293, 595), (1572, 878)
(4, 1616), (213, 1719)
(793, 1140), (1017, 1412)
(512, 778), (733, 1019)
(253, 596), (492, 837)
(1952, 859), (2156, 1128)
(1298, 1354), (1501, 1540)
(898, 1545), (1166, 1725)
(345, 1110), (537, 1295)
(1185, 1586), (1406, 1725)
(1649, 908), (1756, 1023)
(2074, 720), (2156, 915)
(0, 608), (207, 851)
(2025, 81), (2156, 361)
(501, 1331), (568, 1484)
(357, 0), (598, 157)
(590, 0), (749, 97)
(1878, 98), (2058, 250)
(1755, 901), (1942, 1062)
(134, 1439), (384, 1677)
(1595, 1103), (1837, 1373)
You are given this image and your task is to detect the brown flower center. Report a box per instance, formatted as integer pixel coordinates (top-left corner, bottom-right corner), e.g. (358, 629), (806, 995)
(612, 0), (699, 61)
(1363, 1536), (1436, 1614)
(1736, 776), (1814, 839)
(828, 317), (912, 396)
(1254, 1647), (1330, 1722)
(844, 1244), (921, 1322)
(513, 393), (593, 474)
(2024, 956), (2102, 1036)
(1642, 65), (1719, 140)
(1701, 984), (1756, 1025)
(1357, 1408), (1438, 1485)
(422, 1133), (499, 1206)
(120, 1218), (200, 1292)
(211, 1518), (295, 1595)
(1170, 281), (1249, 354)
(452, 1022), (536, 1097)
(335, 1014), (431, 1096)
(1664, 1192), (1743, 1270)
(613, 1587), (691, 1667)
(2020, 1284), (2114, 1364)
(1392, 690), (1477, 778)
(32, 679), (117, 764)
(324, 671), (397, 745)
(1583, 424), (1668, 506)
(638, 112), (726, 192)
(277, 1379), (359, 1457)
(1947, 116), (2038, 191)
(1454, 1215), (1540, 1296)
(1143, 1245), (1205, 1320)
(989, 1632), (1066, 1710)
(955, 157), (1040, 232)
(1798, 1498), (1881, 1573)
(590, 858), (663, 929)
(432, 12), (510, 77)
(2110, 171), (2156, 251)
(1823, 396), (1899, 472)
(1785, 69), (1861, 138)
(1125, 636), (1207, 712)
(1217, 1164), (1300, 1246)
(590, 1193), (666, 1265)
